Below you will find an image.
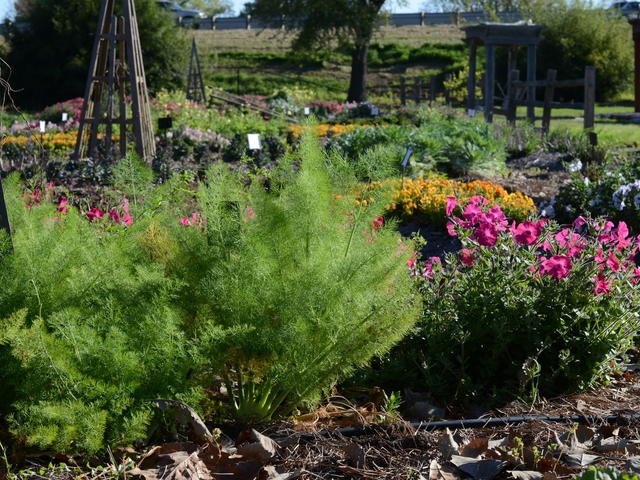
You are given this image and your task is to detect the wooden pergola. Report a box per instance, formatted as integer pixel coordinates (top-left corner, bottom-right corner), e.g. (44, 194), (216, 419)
(463, 22), (544, 122)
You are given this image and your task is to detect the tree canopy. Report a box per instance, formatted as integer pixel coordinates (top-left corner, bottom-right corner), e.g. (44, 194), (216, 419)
(246, 0), (391, 102)
(3, 0), (187, 109)
(179, 0), (232, 16)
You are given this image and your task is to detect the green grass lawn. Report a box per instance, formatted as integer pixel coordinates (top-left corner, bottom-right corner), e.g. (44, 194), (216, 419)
(510, 104), (640, 146)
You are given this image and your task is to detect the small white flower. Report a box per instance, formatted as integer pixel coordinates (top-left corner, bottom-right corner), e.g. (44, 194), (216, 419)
(568, 160), (583, 172)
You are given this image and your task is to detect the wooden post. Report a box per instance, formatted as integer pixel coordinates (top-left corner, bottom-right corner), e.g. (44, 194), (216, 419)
(467, 40), (477, 112)
(430, 75), (437, 104)
(400, 77), (407, 106)
(629, 18), (640, 112)
(414, 77), (422, 103)
(0, 177), (11, 247)
(444, 73), (452, 105)
(584, 66), (596, 131)
(484, 43), (496, 122)
(419, 11), (425, 26)
(526, 44), (537, 123)
(506, 69), (519, 125)
(541, 69), (557, 134)
(246, 14), (251, 30)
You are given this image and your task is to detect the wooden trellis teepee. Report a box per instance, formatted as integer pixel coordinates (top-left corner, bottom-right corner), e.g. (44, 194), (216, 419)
(0, 178), (10, 242)
(73, 0), (155, 162)
(186, 37), (207, 104)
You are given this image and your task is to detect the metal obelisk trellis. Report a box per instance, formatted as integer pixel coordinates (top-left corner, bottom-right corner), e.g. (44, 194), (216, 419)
(73, 0), (155, 162)
(186, 37), (207, 103)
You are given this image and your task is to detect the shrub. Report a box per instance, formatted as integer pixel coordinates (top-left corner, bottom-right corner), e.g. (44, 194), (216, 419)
(533, 1), (632, 101)
(385, 197), (640, 405)
(0, 133), (421, 453)
(552, 159), (640, 227)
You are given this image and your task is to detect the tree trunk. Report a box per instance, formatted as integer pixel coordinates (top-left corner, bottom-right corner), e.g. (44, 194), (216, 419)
(347, 42), (369, 102)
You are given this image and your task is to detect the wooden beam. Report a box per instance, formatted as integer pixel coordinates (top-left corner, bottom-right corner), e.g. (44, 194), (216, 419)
(542, 69), (557, 134)
(584, 66), (596, 131)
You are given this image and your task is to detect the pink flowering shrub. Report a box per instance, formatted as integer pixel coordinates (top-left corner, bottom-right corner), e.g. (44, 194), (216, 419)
(402, 196), (640, 405)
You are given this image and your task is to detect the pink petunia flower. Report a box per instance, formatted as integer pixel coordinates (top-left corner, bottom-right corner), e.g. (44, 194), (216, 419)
(459, 248), (476, 267)
(446, 220), (458, 237)
(512, 221), (544, 246)
(605, 251), (620, 272)
(593, 273), (611, 296)
(473, 222), (499, 247)
(539, 255), (572, 280)
(445, 197), (456, 217)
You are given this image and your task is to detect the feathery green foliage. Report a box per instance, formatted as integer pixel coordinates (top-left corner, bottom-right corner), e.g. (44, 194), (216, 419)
(0, 132), (420, 453)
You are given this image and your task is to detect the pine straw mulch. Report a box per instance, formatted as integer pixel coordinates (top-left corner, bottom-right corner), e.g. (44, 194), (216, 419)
(6, 371), (640, 480)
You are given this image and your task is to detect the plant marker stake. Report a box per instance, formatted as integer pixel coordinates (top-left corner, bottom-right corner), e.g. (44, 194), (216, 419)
(247, 133), (261, 150)
(39, 121), (46, 133)
(0, 177), (13, 252)
(304, 107), (310, 115)
(62, 112), (69, 122)
(400, 146), (413, 199)
(401, 146), (413, 172)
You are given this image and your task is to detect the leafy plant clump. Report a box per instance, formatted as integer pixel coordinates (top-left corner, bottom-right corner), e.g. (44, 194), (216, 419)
(329, 108), (507, 178)
(0, 133), (421, 455)
(380, 196), (640, 406)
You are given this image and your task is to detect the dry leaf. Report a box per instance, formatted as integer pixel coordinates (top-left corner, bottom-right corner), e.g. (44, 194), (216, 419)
(626, 456), (640, 474)
(151, 399), (212, 444)
(236, 429), (280, 465)
(429, 460), (460, 480)
(460, 438), (489, 458)
(438, 428), (459, 460)
(564, 453), (599, 467)
(131, 449), (212, 480)
(509, 470), (544, 480)
(258, 466), (300, 480)
(594, 437), (630, 453)
(342, 443), (366, 468)
(451, 455), (508, 480)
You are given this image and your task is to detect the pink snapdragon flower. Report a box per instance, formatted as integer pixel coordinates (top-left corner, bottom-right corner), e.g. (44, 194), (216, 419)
(109, 209), (121, 223)
(371, 216), (384, 231)
(539, 255), (572, 280)
(57, 198), (68, 215)
(86, 208), (105, 222)
(180, 213), (205, 227)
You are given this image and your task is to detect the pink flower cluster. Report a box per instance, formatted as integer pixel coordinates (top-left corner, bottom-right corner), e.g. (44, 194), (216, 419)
(179, 213), (205, 227)
(441, 196), (640, 295)
(86, 198), (133, 226)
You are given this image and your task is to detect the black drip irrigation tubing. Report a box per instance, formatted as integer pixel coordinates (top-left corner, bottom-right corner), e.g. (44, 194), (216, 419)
(286, 413), (640, 442)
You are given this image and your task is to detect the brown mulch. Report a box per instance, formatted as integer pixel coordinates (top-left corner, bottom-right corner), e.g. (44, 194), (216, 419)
(75, 373), (637, 480)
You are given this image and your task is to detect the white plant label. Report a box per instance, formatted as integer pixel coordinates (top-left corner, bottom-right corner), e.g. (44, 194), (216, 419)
(247, 133), (261, 150)
(39, 121), (46, 133)
(304, 107), (310, 115)
(371, 107), (379, 116)
(467, 109), (476, 117)
(62, 112), (68, 122)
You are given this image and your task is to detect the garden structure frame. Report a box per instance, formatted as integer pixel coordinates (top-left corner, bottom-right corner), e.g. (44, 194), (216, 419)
(0, 178), (10, 243)
(73, 0), (155, 162)
(463, 22), (544, 123)
(186, 37), (207, 104)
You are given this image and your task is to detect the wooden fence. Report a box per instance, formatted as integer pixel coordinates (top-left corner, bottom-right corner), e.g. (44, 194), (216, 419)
(368, 74), (453, 105)
(493, 66), (596, 138)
